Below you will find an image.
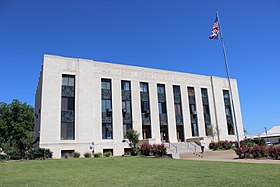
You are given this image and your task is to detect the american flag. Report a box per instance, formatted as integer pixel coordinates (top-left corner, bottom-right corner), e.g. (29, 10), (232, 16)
(209, 16), (219, 39)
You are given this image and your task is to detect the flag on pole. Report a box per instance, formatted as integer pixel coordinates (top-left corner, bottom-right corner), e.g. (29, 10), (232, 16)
(209, 16), (219, 39)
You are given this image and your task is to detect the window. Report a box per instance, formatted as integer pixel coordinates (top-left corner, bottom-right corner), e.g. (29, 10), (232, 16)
(122, 81), (130, 91)
(174, 104), (182, 115)
(223, 90), (234, 135)
(122, 80), (132, 137)
(140, 82), (151, 138)
(157, 84), (165, 94)
(188, 87), (199, 137)
(173, 85), (184, 141)
(201, 88), (211, 136)
(173, 86), (180, 95)
(102, 100), (112, 112)
(61, 75), (75, 140)
(158, 103), (167, 114)
(61, 150), (74, 159)
(101, 79), (111, 89)
(140, 82), (148, 92)
(122, 101), (131, 113)
(102, 79), (113, 139)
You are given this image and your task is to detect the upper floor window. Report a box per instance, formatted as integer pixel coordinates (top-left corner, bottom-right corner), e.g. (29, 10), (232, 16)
(140, 82), (148, 93)
(101, 79), (111, 90)
(62, 76), (74, 86)
(157, 84), (165, 94)
(122, 81), (130, 91)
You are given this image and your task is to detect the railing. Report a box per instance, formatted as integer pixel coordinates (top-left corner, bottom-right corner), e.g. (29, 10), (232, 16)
(187, 142), (197, 153)
(169, 142), (178, 153)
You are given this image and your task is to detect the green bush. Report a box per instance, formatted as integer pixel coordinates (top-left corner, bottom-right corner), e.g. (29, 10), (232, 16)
(6, 149), (23, 160)
(25, 148), (53, 160)
(131, 147), (139, 156)
(94, 152), (102, 158)
(209, 141), (234, 150)
(84, 152), (92, 158)
(73, 152), (80, 158)
(0, 153), (10, 161)
(103, 152), (112, 157)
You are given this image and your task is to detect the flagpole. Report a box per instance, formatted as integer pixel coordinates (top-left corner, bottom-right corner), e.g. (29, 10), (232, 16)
(216, 11), (240, 147)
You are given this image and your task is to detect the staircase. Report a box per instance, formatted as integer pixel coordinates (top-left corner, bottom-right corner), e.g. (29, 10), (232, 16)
(165, 142), (205, 159)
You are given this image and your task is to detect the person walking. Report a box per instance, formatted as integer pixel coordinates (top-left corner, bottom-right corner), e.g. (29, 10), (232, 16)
(200, 138), (205, 154)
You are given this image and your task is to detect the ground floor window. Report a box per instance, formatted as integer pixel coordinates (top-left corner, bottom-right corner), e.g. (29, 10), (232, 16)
(61, 150), (74, 159)
(103, 149), (113, 156)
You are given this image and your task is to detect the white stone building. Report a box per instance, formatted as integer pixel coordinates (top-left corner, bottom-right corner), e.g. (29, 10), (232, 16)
(34, 54), (244, 158)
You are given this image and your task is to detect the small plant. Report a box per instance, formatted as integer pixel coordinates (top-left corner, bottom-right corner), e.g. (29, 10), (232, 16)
(125, 129), (140, 156)
(73, 152), (80, 158)
(84, 152), (92, 158)
(94, 152), (102, 158)
(103, 152), (112, 157)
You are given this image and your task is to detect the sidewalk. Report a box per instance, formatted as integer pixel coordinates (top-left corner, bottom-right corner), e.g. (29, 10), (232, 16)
(180, 150), (280, 164)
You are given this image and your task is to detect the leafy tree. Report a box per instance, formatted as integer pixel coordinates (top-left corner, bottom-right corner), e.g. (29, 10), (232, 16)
(0, 99), (34, 158)
(125, 129), (140, 156)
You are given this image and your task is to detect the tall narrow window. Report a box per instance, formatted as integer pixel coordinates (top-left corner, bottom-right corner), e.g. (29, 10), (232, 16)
(61, 75), (75, 140)
(101, 79), (113, 139)
(223, 90), (235, 135)
(201, 88), (212, 136)
(121, 80), (132, 137)
(140, 82), (151, 139)
(157, 84), (169, 142)
(173, 85), (184, 142)
(188, 87), (199, 137)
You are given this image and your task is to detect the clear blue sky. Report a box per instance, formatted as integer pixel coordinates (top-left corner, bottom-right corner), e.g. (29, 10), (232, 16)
(0, 0), (279, 135)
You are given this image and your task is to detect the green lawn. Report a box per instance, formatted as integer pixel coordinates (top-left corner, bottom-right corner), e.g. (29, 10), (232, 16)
(1, 157), (279, 187)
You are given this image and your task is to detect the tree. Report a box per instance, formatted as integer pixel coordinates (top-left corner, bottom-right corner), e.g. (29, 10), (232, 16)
(0, 99), (34, 158)
(125, 129), (140, 156)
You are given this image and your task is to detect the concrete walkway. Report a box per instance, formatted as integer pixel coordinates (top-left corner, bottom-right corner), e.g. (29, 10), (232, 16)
(180, 150), (280, 164)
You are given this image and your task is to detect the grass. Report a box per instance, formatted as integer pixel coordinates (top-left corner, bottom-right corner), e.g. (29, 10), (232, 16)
(1, 157), (279, 187)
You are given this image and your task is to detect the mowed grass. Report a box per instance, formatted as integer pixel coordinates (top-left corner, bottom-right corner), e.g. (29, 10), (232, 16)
(1, 157), (279, 187)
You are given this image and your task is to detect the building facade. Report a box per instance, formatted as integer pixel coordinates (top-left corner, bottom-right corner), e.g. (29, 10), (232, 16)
(34, 55), (244, 158)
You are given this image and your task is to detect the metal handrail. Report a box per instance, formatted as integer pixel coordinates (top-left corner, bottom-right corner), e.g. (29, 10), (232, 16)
(186, 142), (200, 153)
(169, 142), (178, 153)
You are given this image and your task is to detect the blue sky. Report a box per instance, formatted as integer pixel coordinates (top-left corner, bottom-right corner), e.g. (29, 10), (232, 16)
(0, 0), (279, 135)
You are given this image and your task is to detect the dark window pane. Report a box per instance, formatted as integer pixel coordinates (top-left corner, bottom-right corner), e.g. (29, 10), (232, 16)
(101, 79), (111, 89)
(122, 81), (130, 91)
(140, 82), (148, 92)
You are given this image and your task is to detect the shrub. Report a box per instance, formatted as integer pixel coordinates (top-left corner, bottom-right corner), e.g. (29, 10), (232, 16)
(223, 141), (233, 150)
(140, 143), (167, 157)
(209, 142), (218, 150)
(131, 147), (139, 156)
(73, 152), (80, 158)
(140, 143), (152, 156)
(84, 152), (92, 158)
(209, 141), (234, 150)
(25, 148), (53, 160)
(103, 152), (112, 157)
(268, 147), (280, 160)
(0, 153), (10, 161)
(234, 146), (252, 159)
(94, 152), (102, 158)
(7, 149), (23, 160)
(154, 144), (167, 157)
(252, 145), (267, 158)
